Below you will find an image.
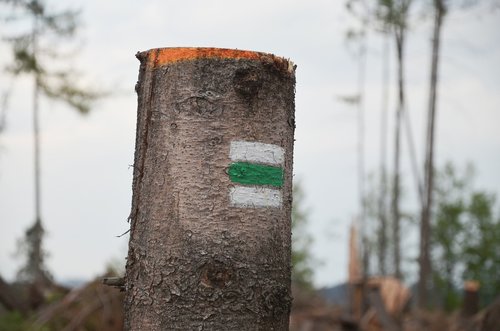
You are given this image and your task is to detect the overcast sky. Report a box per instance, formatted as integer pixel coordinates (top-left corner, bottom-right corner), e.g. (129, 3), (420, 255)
(1, 0), (499, 287)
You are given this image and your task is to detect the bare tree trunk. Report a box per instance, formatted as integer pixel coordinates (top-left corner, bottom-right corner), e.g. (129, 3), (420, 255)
(124, 48), (296, 330)
(402, 99), (424, 205)
(392, 30), (404, 280)
(31, 64), (47, 286)
(378, 34), (390, 276)
(418, 0), (444, 308)
(34, 65), (41, 224)
(24, 15), (51, 288)
(31, 13), (42, 224)
(357, 33), (369, 280)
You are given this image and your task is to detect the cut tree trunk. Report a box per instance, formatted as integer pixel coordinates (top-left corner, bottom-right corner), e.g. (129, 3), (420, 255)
(124, 47), (296, 330)
(367, 285), (400, 331)
(461, 280), (480, 317)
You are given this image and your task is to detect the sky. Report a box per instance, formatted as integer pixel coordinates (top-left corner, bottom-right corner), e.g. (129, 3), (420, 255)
(0, 0), (499, 288)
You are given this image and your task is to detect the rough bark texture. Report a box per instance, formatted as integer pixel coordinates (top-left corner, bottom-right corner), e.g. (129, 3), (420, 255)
(124, 48), (296, 330)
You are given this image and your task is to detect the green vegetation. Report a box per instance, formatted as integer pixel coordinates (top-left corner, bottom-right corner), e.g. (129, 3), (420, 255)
(0, 312), (27, 331)
(432, 163), (500, 310)
(1, 0), (100, 114)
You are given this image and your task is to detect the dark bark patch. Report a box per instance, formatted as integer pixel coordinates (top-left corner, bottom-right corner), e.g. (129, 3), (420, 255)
(233, 68), (262, 101)
(135, 50), (147, 63)
(200, 261), (234, 289)
(207, 135), (223, 147)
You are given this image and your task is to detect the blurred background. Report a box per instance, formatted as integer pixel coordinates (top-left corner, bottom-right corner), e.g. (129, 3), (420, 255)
(0, 0), (499, 330)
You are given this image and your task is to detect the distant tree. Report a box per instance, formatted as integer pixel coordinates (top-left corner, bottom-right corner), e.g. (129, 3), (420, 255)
(16, 218), (52, 286)
(376, 25), (391, 278)
(343, 0), (367, 276)
(419, 0), (446, 309)
(432, 163), (471, 310)
(0, 0), (98, 287)
(364, 173), (390, 275)
(291, 180), (315, 289)
(419, 0), (488, 309)
(377, 0), (414, 281)
(345, 0), (418, 279)
(462, 191), (500, 307)
(432, 162), (500, 309)
(364, 171), (415, 277)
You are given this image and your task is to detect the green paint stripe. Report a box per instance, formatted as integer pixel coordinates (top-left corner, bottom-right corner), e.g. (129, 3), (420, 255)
(228, 162), (283, 187)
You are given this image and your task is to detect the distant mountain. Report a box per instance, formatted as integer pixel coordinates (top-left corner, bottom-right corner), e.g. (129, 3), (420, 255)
(318, 282), (350, 307)
(58, 278), (88, 288)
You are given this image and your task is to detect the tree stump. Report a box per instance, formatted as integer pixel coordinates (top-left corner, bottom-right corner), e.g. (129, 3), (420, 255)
(124, 47), (296, 330)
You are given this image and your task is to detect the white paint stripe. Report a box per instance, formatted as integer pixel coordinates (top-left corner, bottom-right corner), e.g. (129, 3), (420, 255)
(230, 141), (284, 166)
(229, 186), (282, 208)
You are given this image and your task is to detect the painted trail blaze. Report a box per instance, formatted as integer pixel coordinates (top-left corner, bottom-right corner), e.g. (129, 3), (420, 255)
(229, 187), (282, 208)
(228, 162), (283, 187)
(228, 141), (285, 208)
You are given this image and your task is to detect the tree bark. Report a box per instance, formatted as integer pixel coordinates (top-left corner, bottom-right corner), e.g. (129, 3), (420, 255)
(124, 47), (296, 330)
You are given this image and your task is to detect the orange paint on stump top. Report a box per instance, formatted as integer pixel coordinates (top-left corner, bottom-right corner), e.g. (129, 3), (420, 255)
(141, 47), (295, 74)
